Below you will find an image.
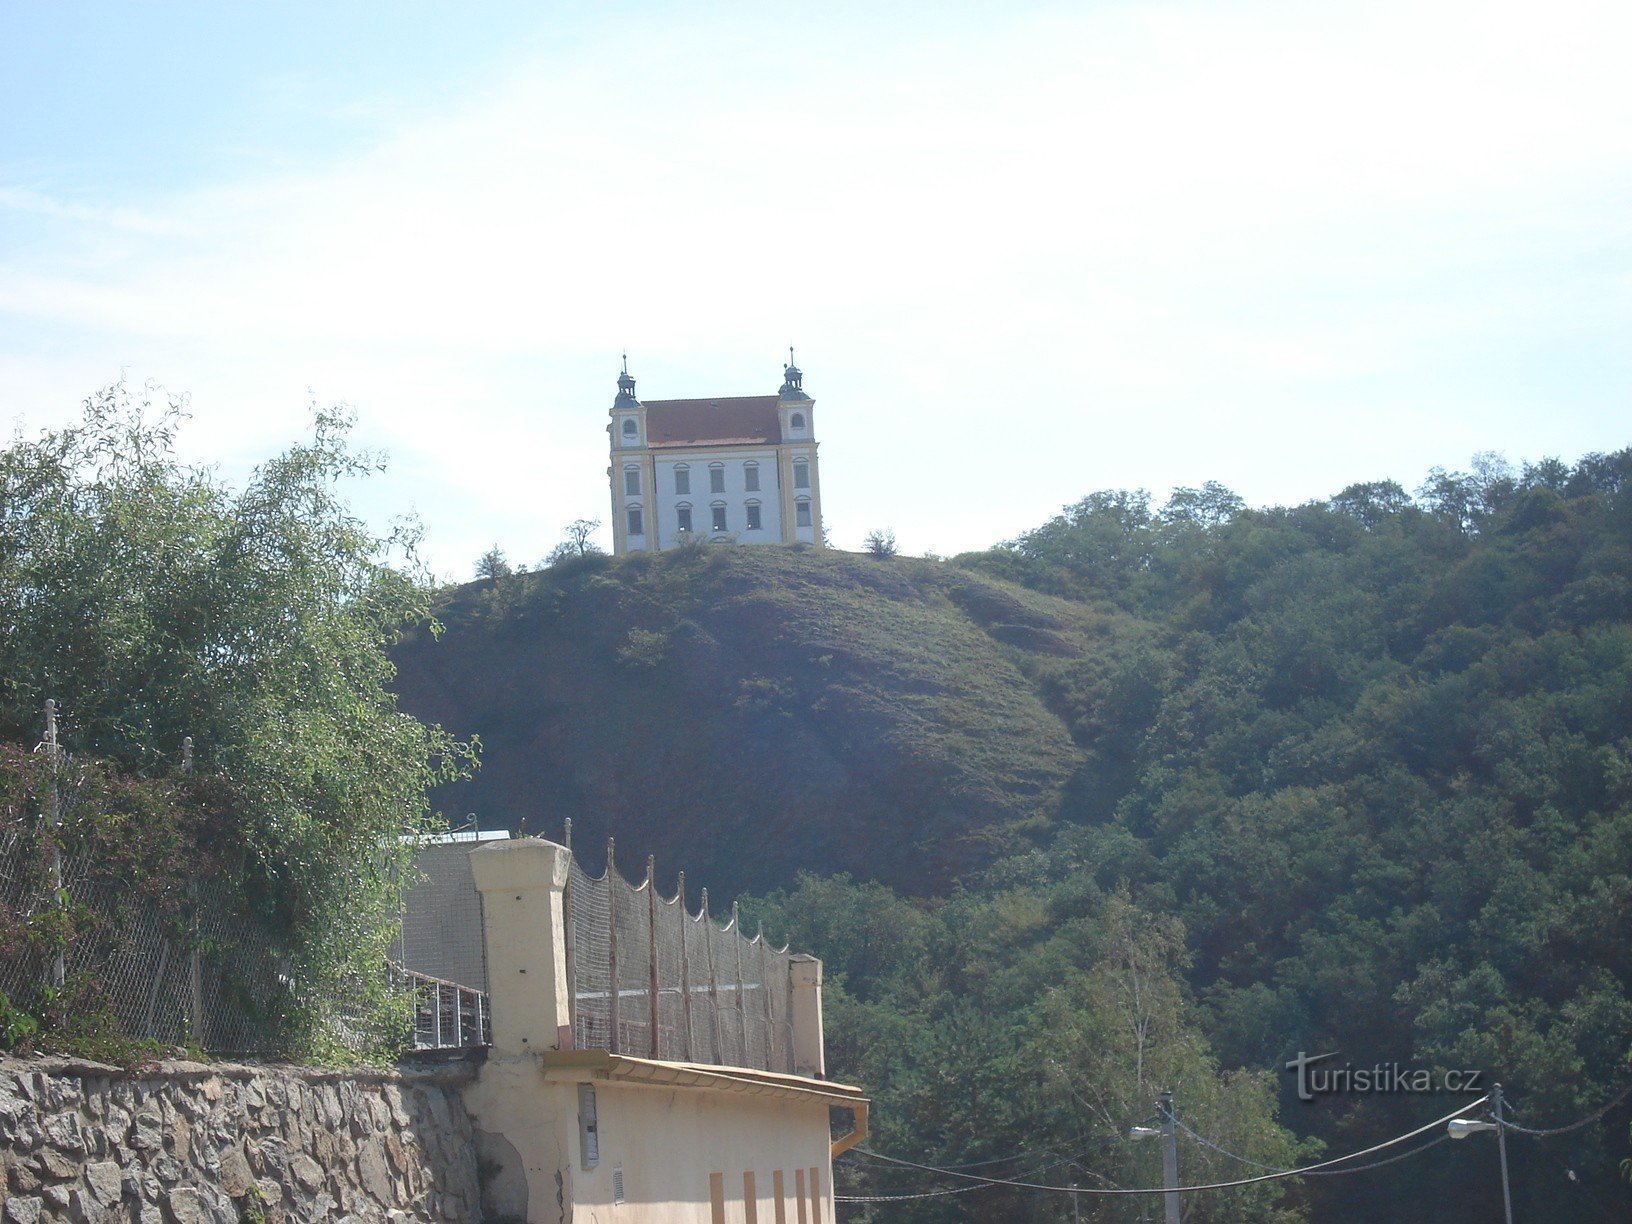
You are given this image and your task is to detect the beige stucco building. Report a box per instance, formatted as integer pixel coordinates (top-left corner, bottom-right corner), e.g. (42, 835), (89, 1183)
(459, 838), (867, 1223)
(607, 358), (826, 556)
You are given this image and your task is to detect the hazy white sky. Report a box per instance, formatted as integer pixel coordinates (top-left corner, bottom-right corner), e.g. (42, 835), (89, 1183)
(3, 0), (1628, 576)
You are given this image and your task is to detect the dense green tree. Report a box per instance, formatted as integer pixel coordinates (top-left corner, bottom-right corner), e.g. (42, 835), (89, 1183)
(0, 384), (474, 1056)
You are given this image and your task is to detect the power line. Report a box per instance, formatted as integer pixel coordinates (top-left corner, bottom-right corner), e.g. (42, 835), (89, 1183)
(1498, 1083), (1632, 1138)
(877, 1129), (1120, 1172)
(1170, 1111), (1452, 1179)
(839, 1135), (1126, 1204)
(838, 1096), (1489, 1197)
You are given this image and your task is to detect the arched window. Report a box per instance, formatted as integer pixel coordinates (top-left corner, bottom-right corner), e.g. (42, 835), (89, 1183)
(711, 501), (728, 533)
(627, 506), (644, 536)
(745, 500), (762, 531)
(793, 459), (809, 489)
(621, 418), (637, 438)
(624, 466), (641, 496)
(743, 461), (760, 492)
(673, 464), (690, 495)
(709, 462), (726, 494)
(795, 498), (811, 528)
(676, 503), (693, 533)
(790, 413), (805, 430)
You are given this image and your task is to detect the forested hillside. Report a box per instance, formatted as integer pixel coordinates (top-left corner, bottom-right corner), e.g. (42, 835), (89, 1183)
(394, 546), (1094, 893)
(394, 449), (1632, 1222)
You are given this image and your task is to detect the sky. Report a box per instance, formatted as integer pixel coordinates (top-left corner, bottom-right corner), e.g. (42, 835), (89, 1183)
(2, 0), (1629, 577)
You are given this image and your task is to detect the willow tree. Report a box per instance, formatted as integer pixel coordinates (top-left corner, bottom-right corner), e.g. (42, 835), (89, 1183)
(0, 383), (475, 1056)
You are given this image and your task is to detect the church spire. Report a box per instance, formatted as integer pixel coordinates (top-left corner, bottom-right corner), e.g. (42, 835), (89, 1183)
(779, 346), (809, 401)
(614, 353), (639, 408)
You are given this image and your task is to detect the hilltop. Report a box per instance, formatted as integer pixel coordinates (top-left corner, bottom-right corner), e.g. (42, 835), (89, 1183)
(393, 545), (1104, 896)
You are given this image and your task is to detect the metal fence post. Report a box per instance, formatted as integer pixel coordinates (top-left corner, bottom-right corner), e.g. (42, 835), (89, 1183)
(646, 855), (659, 1059)
(606, 838), (620, 1056)
(677, 871), (694, 1062)
(181, 736), (206, 1045)
(562, 818), (576, 1040)
(42, 699), (65, 991)
(732, 902), (748, 1063)
(757, 925), (774, 1071)
(702, 888), (720, 1058)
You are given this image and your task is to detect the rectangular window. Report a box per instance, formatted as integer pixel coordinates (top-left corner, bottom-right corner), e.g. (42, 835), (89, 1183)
(710, 466), (726, 494)
(794, 1169), (807, 1224)
(577, 1085), (599, 1169)
(674, 468), (690, 495)
(625, 468), (641, 496)
(677, 506), (692, 532)
(744, 1172), (758, 1224)
(744, 464), (760, 492)
(746, 503), (762, 530)
(627, 507), (643, 536)
(808, 1167), (821, 1224)
(774, 1171), (786, 1224)
(712, 505), (728, 532)
(796, 501), (811, 528)
(793, 460), (809, 489)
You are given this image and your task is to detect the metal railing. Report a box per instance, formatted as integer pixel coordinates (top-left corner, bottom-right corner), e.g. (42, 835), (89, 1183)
(393, 964), (490, 1050)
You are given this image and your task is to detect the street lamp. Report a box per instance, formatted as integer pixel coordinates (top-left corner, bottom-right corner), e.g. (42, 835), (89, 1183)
(1447, 1084), (1513, 1224)
(1129, 1093), (1181, 1224)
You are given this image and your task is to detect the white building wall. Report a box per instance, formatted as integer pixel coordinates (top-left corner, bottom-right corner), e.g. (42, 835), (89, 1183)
(651, 448), (784, 549)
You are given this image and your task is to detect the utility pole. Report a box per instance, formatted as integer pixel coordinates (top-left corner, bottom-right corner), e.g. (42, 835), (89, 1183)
(1159, 1090), (1180, 1224)
(1493, 1083), (1514, 1224)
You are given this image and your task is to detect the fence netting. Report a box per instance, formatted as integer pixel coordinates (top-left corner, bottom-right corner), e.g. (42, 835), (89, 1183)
(566, 840), (794, 1074)
(0, 818), (285, 1054)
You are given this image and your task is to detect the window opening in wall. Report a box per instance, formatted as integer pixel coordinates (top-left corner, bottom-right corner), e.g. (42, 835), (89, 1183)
(795, 500), (811, 528)
(745, 501), (762, 530)
(577, 1084), (599, 1169)
(790, 412), (805, 430)
(622, 418), (637, 437)
(712, 503), (728, 532)
(744, 1172), (758, 1224)
(627, 506), (643, 536)
(744, 462), (760, 492)
(793, 460), (809, 489)
(710, 463), (726, 494)
(677, 504), (693, 533)
(624, 466), (641, 496)
(674, 464), (690, 495)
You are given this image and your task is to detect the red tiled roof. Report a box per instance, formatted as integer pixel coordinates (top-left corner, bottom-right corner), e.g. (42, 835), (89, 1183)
(644, 396), (782, 448)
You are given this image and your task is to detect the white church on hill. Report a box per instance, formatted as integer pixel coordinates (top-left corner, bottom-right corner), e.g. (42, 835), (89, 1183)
(607, 356), (826, 556)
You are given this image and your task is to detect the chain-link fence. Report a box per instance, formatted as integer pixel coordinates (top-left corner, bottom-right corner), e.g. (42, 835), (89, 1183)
(565, 832), (794, 1074)
(0, 817), (287, 1053)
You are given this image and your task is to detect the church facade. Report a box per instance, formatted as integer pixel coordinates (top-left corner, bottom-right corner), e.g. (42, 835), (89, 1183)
(607, 358), (825, 555)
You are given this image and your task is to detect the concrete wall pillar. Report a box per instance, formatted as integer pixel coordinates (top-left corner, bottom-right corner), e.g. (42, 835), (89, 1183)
(469, 837), (573, 1057)
(789, 955), (825, 1079)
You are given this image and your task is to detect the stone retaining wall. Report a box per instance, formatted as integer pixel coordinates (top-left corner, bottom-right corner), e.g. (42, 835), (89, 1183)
(0, 1057), (481, 1223)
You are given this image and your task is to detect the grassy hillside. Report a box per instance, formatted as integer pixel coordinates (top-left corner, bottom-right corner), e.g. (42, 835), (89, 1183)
(394, 545), (1101, 895)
